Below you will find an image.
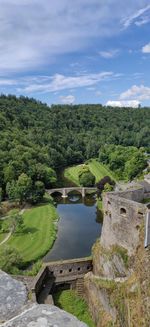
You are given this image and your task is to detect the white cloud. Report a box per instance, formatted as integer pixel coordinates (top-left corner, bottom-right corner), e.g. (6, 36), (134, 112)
(18, 72), (113, 93)
(99, 49), (119, 58)
(120, 85), (150, 101)
(106, 100), (140, 108)
(122, 4), (150, 28)
(142, 43), (150, 53)
(0, 78), (17, 86)
(59, 95), (75, 104)
(0, 0), (148, 74)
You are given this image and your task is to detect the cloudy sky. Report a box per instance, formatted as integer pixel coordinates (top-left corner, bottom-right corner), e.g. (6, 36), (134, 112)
(0, 0), (150, 107)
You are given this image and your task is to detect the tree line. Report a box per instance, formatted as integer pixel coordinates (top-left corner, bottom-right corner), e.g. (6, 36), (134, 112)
(0, 95), (149, 202)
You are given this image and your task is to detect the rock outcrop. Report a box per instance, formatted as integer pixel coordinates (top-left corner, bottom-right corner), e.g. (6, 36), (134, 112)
(1, 304), (87, 327)
(0, 270), (87, 327)
(0, 270), (27, 322)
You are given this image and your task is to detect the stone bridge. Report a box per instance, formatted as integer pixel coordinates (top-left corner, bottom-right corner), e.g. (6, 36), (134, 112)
(46, 187), (97, 198)
(31, 257), (93, 304)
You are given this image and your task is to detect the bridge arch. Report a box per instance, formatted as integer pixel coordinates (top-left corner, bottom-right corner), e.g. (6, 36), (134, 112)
(67, 189), (82, 196)
(48, 190), (63, 197)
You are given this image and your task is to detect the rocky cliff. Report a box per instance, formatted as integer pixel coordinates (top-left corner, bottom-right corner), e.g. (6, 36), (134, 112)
(84, 184), (150, 327)
(0, 270), (87, 327)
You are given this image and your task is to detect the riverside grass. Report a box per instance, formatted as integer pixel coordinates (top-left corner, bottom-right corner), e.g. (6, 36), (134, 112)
(64, 159), (116, 185)
(54, 289), (95, 327)
(6, 202), (59, 265)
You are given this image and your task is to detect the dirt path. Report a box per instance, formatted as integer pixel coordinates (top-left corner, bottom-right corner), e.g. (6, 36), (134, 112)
(0, 230), (12, 246)
(0, 204), (30, 246)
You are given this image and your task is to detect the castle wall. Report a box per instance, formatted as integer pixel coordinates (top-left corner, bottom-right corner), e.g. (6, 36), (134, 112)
(101, 192), (146, 254)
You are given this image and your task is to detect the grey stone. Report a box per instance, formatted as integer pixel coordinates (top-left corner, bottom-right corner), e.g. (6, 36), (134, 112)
(0, 270), (27, 322)
(1, 304), (88, 327)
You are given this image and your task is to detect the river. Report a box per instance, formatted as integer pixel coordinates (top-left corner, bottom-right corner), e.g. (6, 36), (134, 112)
(44, 193), (103, 262)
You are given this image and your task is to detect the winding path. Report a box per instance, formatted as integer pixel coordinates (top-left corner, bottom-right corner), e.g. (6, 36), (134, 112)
(0, 206), (27, 246)
(0, 230), (12, 246)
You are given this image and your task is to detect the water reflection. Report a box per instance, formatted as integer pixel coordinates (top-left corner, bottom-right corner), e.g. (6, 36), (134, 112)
(44, 193), (103, 262)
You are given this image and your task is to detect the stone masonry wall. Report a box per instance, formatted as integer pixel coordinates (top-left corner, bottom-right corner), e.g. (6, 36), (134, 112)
(101, 192), (146, 255)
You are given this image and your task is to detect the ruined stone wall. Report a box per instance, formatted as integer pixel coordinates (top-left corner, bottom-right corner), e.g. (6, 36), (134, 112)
(84, 184), (150, 326)
(101, 192), (146, 255)
(46, 257), (92, 278)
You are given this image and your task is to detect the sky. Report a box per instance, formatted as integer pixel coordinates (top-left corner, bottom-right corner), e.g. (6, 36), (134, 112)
(0, 0), (150, 107)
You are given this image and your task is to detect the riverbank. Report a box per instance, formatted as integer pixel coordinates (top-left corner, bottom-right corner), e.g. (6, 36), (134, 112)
(0, 199), (59, 269)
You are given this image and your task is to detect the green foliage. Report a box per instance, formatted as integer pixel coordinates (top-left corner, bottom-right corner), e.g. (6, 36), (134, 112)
(64, 160), (116, 186)
(0, 187), (2, 205)
(0, 213), (24, 234)
(25, 260), (42, 276)
(103, 183), (114, 193)
(0, 95), (149, 197)
(5, 203), (59, 266)
(54, 290), (95, 327)
(0, 245), (23, 274)
(99, 145), (147, 180)
(31, 181), (45, 204)
(16, 173), (32, 204)
(79, 167), (96, 187)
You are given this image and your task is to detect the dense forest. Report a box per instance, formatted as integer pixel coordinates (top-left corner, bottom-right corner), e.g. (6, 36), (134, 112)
(0, 95), (150, 201)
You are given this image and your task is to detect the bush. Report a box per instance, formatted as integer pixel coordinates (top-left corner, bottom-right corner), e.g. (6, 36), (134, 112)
(0, 246), (23, 274)
(96, 176), (115, 196)
(79, 168), (95, 187)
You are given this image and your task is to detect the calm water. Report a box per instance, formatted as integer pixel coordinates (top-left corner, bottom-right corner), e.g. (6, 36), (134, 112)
(44, 193), (103, 262)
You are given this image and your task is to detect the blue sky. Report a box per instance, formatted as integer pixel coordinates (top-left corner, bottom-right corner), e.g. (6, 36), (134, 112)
(0, 0), (150, 107)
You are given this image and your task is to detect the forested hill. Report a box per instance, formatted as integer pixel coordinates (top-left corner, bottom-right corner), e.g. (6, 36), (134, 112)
(0, 95), (150, 198)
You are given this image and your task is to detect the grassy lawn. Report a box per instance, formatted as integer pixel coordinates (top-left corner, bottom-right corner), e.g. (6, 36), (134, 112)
(64, 164), (82, 185)
(54, 290), (95, 327)
(64, 159), (116, 186)
(0, 233), (8, 243)
(88, 159), (116, 182)
(6, 202), (59, 265)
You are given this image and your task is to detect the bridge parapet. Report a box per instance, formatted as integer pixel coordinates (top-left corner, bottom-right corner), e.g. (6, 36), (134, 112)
(46, 187), (97, 198)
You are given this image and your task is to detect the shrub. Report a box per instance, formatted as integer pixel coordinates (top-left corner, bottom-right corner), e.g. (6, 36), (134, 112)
(79, 169), (95, 187)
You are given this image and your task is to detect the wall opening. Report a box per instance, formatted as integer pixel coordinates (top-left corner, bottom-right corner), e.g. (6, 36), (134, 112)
(120, 207), (127, 215)
(138, 211), (143, 217)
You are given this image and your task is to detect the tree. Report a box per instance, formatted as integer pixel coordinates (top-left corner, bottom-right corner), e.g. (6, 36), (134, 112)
(96, 176), (115, 195)
(3, 165), (15, 184)
(10, 214), (24, 233)
(124, 152), (147, 180)
(16, 173), (32, 204)
(0, 187), (2, 205)
(31, 181), (45, 203)
(6, 180), (18, 201)
(79, 169), (95, 187)
(33, 164), (57, 188)
(0, 246), (23, 273)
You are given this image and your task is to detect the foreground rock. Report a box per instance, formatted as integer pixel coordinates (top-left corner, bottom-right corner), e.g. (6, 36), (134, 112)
(0, 270), (87, 327)
(0, 270), (27, 322)
(1, 304), (87, 327)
